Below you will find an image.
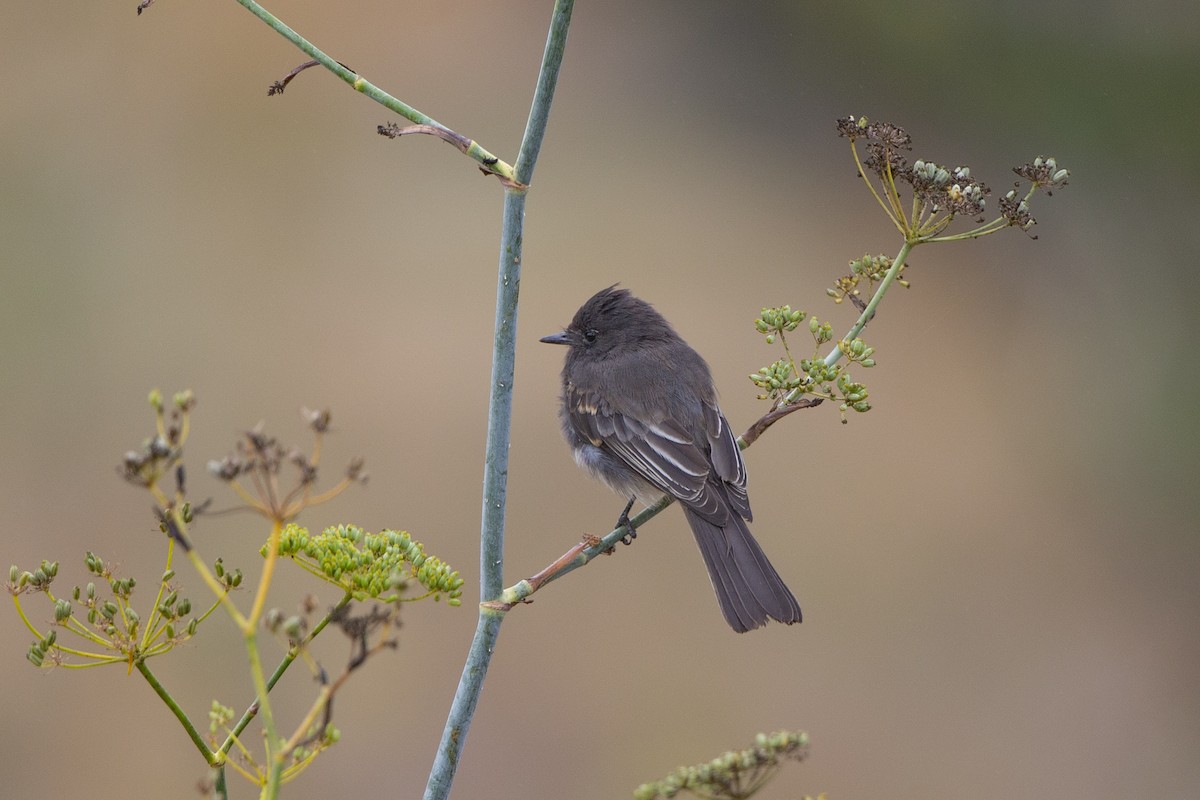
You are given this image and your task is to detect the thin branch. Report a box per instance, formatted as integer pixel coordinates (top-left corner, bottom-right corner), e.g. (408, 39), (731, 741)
(423, 3), (575, 799)
(739, 397), (825, 448)
(267, 59), (353, 96)
(135, 659), (216, 765)
(494, 495), (675, 608)
(230, 0), (516, 183)
(216, 593), (352, 760)
(377, 123), (473, 155)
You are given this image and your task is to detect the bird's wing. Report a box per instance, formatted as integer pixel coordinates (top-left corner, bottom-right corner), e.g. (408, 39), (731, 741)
(702, 401), (752, 521)
(567, 385), (743, 522)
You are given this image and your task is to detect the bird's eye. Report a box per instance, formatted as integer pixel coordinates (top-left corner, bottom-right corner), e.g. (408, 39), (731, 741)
(583, 328), (598, 343)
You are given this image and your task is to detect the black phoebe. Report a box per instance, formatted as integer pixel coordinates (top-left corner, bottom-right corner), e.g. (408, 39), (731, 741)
(541, 286), (801, 632)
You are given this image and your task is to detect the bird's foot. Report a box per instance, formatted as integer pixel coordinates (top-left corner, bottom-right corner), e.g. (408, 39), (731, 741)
(616, 497), (637, 546)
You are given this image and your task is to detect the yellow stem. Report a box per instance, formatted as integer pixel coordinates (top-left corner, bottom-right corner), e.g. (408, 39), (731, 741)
(284, 477), (351, 518)
(141, 538), (176, 650)
(186, 548), (247, 629)
(880, 158), (909, 233)
(280, 686), (333, 756)
(849, 140), (905, 235)
(245, 519), (283, 632)
(229, 480), (272, 515)
(310, 430), (324, 468)
(221, 751), (260, 785)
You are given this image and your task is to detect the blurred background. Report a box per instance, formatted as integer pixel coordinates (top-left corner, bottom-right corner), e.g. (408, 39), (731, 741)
(2, 1), (1197, 798)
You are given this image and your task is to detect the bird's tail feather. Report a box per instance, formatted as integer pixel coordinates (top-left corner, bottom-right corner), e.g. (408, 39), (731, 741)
(683, 508), (802, 633)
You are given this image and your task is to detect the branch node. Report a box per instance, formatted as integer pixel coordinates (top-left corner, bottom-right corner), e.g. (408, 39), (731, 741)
(480, 599), (513, 613)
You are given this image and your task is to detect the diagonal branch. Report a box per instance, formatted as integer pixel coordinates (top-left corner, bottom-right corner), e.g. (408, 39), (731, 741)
(228, 0), (517, 183)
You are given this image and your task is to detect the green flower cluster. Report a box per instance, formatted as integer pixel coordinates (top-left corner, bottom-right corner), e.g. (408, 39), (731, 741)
(828, 253), (908, 304)
(633, 730), (810, 800)
(752, 305), (805, 345)
(749, 358), (806, 400)
(750, 306), (873, 418)
(268, 523), (464, 605)
(10, 553), (204, 669)
(9, 559), (58, 593)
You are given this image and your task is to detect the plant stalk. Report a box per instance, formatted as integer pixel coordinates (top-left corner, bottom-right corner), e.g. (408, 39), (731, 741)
(423, 3), (574, 798)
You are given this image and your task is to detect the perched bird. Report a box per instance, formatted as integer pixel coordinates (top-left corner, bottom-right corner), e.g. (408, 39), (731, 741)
(541, 286), (801, 632)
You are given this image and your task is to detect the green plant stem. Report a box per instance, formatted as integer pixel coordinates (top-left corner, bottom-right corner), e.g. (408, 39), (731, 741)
(217, 593), (352, 760)
(822, 239), (914, 369)
(243, 631), (283, 800)
(514, 0), (575, 183)
(231, 0), (513, 180)
(135, 659), (216, 764)
(423, 3), (574, 799)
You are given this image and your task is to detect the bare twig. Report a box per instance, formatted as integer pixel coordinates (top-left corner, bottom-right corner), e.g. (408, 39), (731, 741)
(739, 397), (825, 448)
(268, 59), (354, 96)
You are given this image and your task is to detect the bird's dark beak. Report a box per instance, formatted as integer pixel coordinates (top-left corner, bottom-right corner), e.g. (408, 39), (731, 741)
(539, 331), (570, 345)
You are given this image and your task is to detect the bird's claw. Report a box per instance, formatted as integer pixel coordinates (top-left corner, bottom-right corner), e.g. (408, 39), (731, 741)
(617, 498), (637, 546)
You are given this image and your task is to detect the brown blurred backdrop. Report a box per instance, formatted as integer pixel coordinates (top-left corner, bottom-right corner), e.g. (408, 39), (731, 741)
(2, 2), (1198, 798)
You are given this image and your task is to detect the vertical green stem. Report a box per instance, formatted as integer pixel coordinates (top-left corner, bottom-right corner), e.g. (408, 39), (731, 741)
(423, 2), (574, 798)
(217, 593), (352, 759)
(245, 631), (283, 800)
(213, 766), (228, 800)
(480, 187), (527, 600)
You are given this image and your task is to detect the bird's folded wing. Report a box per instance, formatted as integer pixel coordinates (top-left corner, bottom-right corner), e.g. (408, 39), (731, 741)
(568, 387), (730, 520)
(703, 401), (752, 521)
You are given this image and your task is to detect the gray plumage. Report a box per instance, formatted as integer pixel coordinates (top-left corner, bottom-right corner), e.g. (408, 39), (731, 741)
(541, 286), (802, 632)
